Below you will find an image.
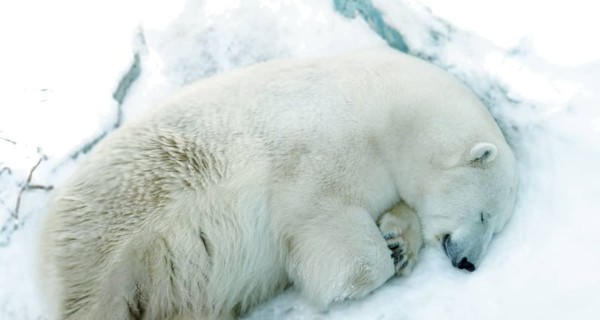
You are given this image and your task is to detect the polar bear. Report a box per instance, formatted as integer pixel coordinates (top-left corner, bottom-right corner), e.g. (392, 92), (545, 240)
(39, 47), (518, 319)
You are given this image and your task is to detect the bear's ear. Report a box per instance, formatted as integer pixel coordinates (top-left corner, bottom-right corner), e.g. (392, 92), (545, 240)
(468, 142), (497, 165)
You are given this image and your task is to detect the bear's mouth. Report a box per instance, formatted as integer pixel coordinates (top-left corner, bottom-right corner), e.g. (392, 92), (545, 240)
(442, 234), (451, 256)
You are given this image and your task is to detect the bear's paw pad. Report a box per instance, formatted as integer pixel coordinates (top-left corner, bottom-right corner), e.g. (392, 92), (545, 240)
(382, 231), (416, 276)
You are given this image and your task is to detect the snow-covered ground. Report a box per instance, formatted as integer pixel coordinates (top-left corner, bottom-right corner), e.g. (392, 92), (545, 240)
(1, 0), (599, 319)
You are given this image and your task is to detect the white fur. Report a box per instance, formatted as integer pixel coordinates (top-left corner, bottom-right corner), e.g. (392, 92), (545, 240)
(39, 47), (518, 319)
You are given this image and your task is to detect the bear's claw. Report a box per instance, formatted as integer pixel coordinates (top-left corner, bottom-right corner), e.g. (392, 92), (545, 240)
(385, 233), (410, 274)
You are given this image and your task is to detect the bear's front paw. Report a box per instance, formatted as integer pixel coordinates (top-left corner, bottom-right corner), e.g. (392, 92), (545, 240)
(378, 202), (423, 276)
(383, 232), (414, 275)
(382, 232), (414, 275)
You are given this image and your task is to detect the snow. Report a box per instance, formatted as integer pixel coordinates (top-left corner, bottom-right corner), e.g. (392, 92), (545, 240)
(1, 0), (599, 319)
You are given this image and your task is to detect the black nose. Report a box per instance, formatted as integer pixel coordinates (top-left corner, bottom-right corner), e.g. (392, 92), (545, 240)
(457, 257), (476, 272)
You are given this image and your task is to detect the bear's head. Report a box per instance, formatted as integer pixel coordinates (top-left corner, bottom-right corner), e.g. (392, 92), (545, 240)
(416, 141), (518, 272)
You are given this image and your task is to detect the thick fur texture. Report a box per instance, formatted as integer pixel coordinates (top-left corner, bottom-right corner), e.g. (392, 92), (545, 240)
(39, 47), (518, 319)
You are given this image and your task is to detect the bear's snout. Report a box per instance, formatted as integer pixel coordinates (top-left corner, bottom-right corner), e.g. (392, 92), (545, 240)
(442, 234), (477, 272)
